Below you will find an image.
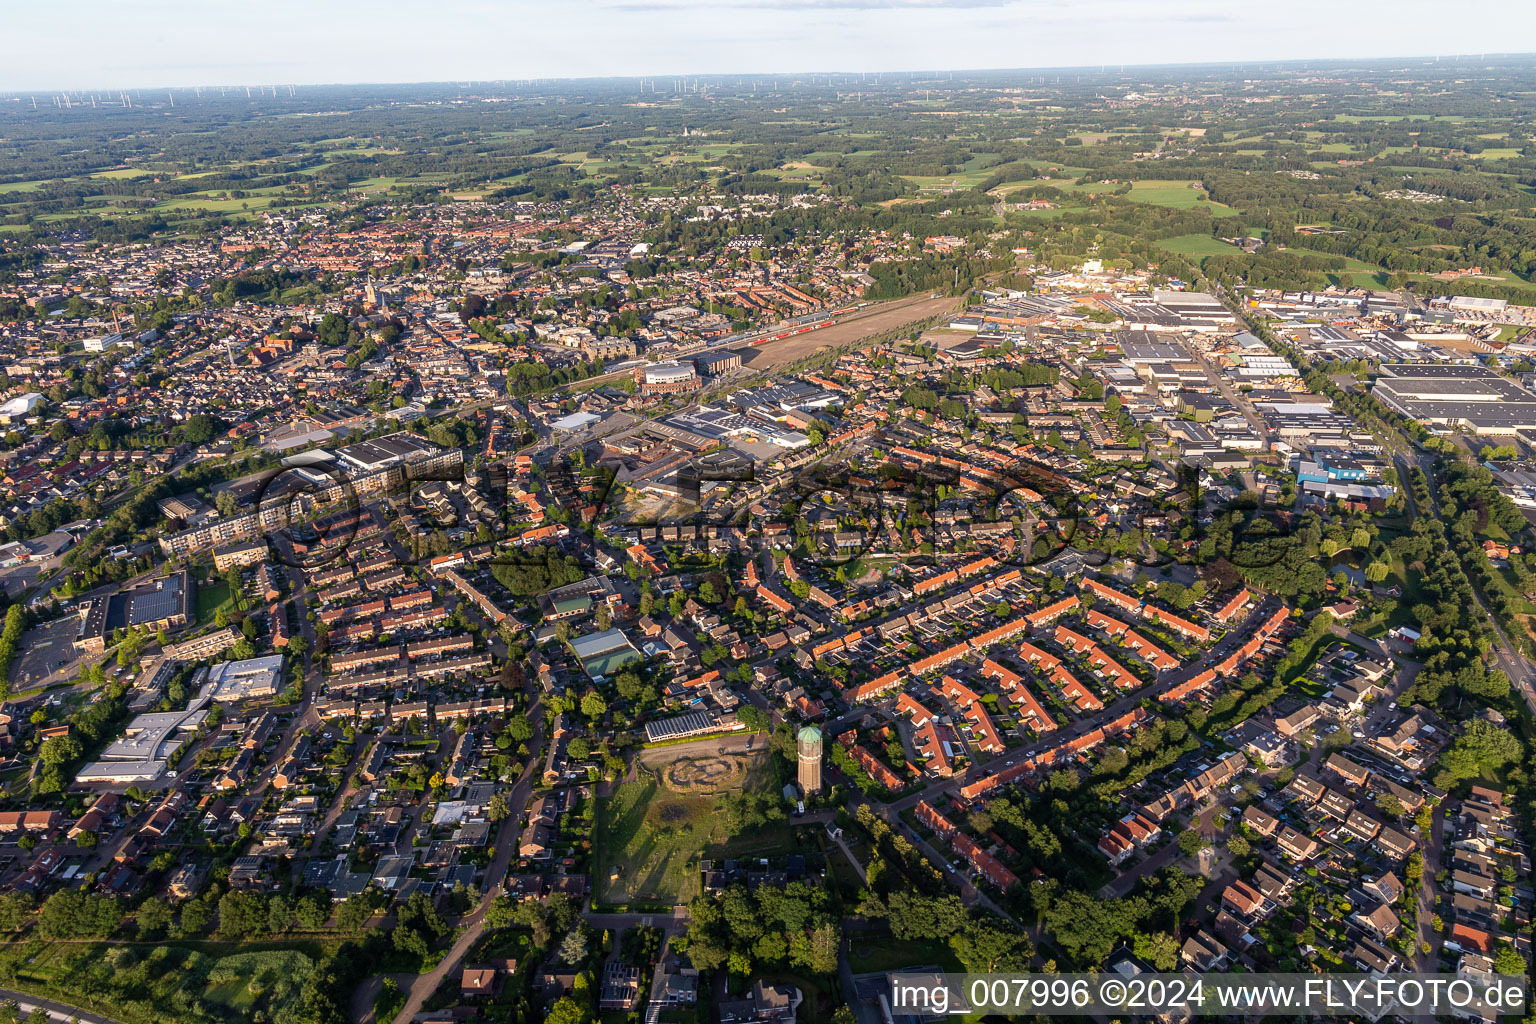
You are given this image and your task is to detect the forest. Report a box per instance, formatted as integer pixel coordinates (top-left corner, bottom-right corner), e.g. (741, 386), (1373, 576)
(2, 58), (1535, 305)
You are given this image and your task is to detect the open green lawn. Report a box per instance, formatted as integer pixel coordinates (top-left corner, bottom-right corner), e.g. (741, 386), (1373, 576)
(1158, 234), (1242, 260)
(195, 579), (234, 626)
(1334, 114), (1468, 123)
(901, 170), (996, 189)
(594, 753), (780, 907)
(1126, 179), (1237, 215)
(156, 195), (286, 213)
(846, 930), (966, 974)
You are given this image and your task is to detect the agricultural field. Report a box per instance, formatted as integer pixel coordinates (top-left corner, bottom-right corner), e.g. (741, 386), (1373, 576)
(1157, 234), (1242, 260)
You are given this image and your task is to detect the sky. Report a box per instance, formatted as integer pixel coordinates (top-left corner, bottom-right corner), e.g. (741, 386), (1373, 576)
(5, 0), (1535, 92)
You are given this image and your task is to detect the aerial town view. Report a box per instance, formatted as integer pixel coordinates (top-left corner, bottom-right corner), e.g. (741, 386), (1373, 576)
(1, 5), (1536, 1024)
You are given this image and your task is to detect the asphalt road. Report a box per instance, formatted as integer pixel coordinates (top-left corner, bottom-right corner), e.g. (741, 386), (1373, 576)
(881, 595), (1284, 816)
(384, 700), (546, 1024)
(0, 988), (130, 1024)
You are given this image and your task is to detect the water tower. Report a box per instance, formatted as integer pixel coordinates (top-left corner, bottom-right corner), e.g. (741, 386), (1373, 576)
(797, 725), (823, 797)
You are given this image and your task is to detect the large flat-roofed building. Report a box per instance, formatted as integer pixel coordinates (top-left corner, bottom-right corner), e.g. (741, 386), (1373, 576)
(197, 654), (285, 702)
(643, 708), (742, 743)
(1150, 289), (1238, 330)
(694, 350), (742, 376)
(1120, 336), (1191, 364)
(213, 538), (268, 572)
(126, 571), (195, 631)
(157, 493), (212, 524)
(75, 570), (195, 654)
(0, 393), (43, 425)
(568, 628), (642, 678)
(332, 433), (441, 474)
(538, 576), (619, 622)
(1372, 364), (1536, 434)
(640, 361), (701, 396)
(77, 703), (210, 784)
(1433, 294), (1510, 321)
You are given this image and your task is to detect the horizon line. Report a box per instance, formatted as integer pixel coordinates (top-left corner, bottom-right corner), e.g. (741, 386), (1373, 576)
(4, 50), (1535, 98)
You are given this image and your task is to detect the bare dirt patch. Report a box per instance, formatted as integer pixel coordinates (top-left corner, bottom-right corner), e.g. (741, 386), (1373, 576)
(743, 293), (961, 370)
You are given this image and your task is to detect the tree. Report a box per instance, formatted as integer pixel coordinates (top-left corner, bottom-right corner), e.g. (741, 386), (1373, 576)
(1365, 560), (1390, 583)
(38, 890), (121, 939)
(135, 902), (175, 939)
(953, 918), (1033, 972)
(545, 997), (591, 1024)
(487, 792), (512, 821)
(568, 737), (591, 760)
(393, 891), (448, 961)
(1040, 890), (1132, 966)
(296, 894), (329, 930)
(1133, 931), (1181, 971)
(580, 691), (607, 721)
(1436, 720), (1522, 785)
(887, 892), (966, 941)
(336, 888), (383, 932)
(0, 893), (35, 933)
(1493, 943), (1526, 975)
(1178, 829), (1207, 857)
(1226, 834), (1251, 857)
(485, 895), (516, 930)
(218, 890), (267, 938)
(266, 894), (293, 934)
(558, 926), (589, 965)
(178, 895), (213, 936)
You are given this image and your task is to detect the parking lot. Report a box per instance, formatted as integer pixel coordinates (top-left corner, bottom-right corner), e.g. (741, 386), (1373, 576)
(7, 616), (88, 695)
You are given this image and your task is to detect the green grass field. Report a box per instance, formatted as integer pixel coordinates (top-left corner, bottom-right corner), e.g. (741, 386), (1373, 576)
(901, 170), (996, 189)
(1334, 114), (1468, 123)
(195, 579), (234, 626)
(595, 775), (721, 906)
(594, 752), (783, 906)
(847, 931), (966, 974)
(1158, 234), (1242, 260)
(1126, 179), (1237, 214)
